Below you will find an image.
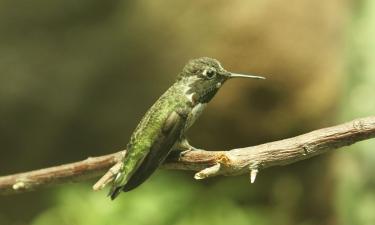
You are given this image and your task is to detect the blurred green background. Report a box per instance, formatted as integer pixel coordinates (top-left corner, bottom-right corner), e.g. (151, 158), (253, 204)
(0, 0), (374, 225)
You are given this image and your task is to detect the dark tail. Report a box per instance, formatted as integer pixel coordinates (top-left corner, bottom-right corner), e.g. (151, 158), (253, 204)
(108, 186), (123, 200)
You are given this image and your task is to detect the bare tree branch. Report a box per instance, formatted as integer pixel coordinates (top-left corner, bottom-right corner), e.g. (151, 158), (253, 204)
(1, 116), (375, 195)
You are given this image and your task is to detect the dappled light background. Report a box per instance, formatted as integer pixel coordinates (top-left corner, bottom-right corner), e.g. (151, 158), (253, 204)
(0, 0), (374, 225)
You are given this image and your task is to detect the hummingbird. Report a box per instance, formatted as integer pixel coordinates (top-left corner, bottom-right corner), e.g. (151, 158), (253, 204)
(109, 57), (265, 199)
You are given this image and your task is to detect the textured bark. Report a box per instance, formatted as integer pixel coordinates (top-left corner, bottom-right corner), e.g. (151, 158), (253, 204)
(0, 116), (374, 195)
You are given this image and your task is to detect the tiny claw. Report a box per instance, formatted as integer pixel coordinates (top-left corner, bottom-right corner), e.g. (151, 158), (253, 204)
(180, 149), (193, 157)
(250, 169), (258, 183)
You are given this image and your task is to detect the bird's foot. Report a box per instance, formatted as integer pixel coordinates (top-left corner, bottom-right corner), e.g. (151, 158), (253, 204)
(180, 147), (198, 156)
(173, 136), (198, 156)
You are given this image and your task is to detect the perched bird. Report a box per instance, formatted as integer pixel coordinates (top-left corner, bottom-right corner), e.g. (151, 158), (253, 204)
(109, 57), (265, 199)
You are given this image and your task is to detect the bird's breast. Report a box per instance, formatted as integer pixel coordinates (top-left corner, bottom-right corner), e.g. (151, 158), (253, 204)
(186, 103), (206, 130)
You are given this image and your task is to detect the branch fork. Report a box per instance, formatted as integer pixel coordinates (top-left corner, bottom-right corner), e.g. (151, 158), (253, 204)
(194, 153), (233, 179)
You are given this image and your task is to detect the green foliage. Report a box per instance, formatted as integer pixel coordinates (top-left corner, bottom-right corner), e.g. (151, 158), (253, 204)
(31, 173), (269, 225)
(335, 1), (375, 224)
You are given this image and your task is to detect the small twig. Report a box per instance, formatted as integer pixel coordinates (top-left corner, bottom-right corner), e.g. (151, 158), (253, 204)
(92, 161), (123, 191)
(1, 116), (374, 195)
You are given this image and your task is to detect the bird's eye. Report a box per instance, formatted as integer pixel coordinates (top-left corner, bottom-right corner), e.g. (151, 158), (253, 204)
(203, 69), (216, 79)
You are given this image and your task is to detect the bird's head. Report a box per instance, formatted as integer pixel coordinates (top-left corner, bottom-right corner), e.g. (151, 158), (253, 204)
(177, 57), (265, 104)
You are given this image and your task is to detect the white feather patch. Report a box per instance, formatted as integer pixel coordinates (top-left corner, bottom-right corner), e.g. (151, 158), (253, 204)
(186, 93), (195, 103)
(186, 103), (206, 129)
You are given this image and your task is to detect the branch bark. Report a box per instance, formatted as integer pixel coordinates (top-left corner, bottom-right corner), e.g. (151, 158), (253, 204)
(1, 116), (375, 195)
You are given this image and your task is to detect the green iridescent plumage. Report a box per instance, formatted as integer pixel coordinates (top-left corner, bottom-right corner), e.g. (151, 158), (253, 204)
(109, 57), (264, 199)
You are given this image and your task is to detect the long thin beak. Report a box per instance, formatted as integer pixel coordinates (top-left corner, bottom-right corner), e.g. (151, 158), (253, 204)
(230, 73), (266, 79)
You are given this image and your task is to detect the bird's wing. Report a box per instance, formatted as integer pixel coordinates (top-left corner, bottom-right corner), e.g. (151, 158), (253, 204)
(122, 109), (188, 192)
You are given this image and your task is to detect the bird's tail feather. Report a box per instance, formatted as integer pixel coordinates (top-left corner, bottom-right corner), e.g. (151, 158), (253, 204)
(108, 169), (131, 200)
(108, 186), (123, 200)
